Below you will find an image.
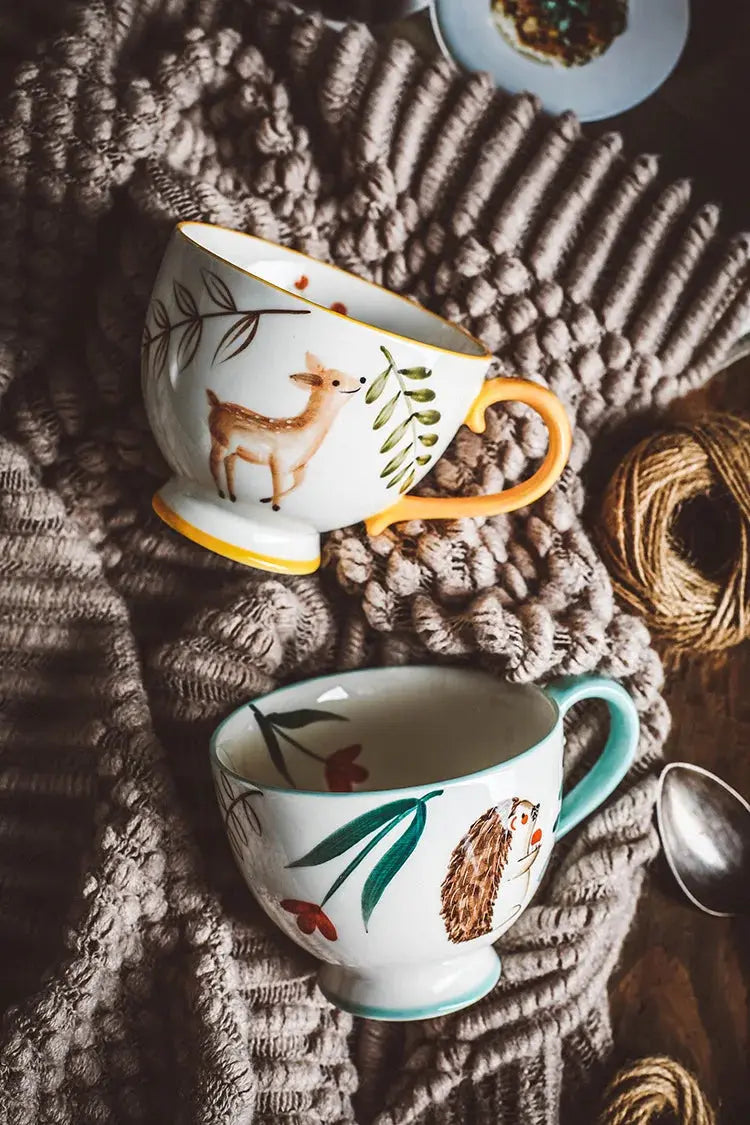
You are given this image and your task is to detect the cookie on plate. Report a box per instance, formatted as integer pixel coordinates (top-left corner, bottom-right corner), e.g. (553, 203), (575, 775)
(491, 0), (628, 68)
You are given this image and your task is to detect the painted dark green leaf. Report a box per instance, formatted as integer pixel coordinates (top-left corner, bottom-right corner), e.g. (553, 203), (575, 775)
(250, 705), (295, 788)
(265, 708), (347, 729)
(362, 802), (426, 930)
(398, 468), (415, 494)
(416, 454), (431, 466)
(176, 319), (202, 371)
(419, 433), (438, 447)
(380, 446), (410, 478)
(416, 410), (440, 425)
(380, 418), (411, 454)
(320, 808), (414, 907)
(365, 367), (390, 404)
(398, 366), (430, 380)
(373, 393), (400, 430)
(288, 798), (419, 867)
(202, 269), (237, 311)
(387, 462), (413, 489)
(151, 298), (169, 331)
(379, 345), (396, 368)
(405, 388), (435, 403)
(173, 280), (198, 318)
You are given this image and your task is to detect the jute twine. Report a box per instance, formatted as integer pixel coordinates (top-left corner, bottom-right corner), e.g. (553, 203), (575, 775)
(598, 1057), (716, 1125)
(598, 414), (750, 654)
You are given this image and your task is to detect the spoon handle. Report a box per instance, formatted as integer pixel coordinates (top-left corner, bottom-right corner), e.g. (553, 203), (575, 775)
(544, 676), (640, 839)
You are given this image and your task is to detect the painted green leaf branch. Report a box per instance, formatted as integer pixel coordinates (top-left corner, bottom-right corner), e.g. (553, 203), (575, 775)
(381, 446), (410, 478)
(380, 418), (410, 453)
(250, 704), (351, 789)
(373, 394), (400, 430)
(251, 705), (295, 788)
(365, 364), (391, 404)
(362, 800), (426, 930)
(141, 270), (310, 381)
(287, 789), (443, 931)
(288, 798), (420, 865)
(265, 708), (348, 730)
(364, 345), (441, 492)
(318, 810), (415, 908)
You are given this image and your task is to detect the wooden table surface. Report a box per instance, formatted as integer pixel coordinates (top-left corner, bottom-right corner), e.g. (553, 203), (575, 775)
(610, 644), (750, 1123)
(607, 355), (750, 1123)
(596, 7), (750, 1114)
(390, 5), (750, 1118)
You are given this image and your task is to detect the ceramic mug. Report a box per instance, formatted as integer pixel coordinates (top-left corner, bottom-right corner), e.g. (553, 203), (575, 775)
(142, 222), (571, 575)
(210, 667), (639, 1020)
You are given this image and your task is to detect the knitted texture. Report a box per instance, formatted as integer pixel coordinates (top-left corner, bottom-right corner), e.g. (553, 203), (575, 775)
(0, 1), (748, 1121)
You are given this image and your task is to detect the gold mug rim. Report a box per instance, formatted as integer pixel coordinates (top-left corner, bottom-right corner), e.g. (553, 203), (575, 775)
(176, 221), (493, 364)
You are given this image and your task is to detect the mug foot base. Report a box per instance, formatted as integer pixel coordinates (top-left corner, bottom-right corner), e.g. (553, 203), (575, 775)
(317, 948), (501, 1021)
(153, 479), (321, 574)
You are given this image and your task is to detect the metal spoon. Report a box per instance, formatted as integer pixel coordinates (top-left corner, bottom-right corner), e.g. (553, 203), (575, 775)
(656, 762), (750, 917)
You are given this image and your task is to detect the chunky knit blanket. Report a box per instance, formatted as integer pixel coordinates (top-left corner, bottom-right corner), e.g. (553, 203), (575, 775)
(1, 1), (749, 1122)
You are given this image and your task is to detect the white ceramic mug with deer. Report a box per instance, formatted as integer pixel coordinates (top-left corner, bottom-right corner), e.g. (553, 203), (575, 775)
(142, 222), (572, 574)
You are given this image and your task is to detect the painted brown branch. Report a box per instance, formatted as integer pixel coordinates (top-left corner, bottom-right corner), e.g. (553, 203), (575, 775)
(142, 302), (310, 379)
(223, 789), (263, 830)
(273, 725), (325, 764)
(143, 307), (309, 348)
(219, 778), (264, 847)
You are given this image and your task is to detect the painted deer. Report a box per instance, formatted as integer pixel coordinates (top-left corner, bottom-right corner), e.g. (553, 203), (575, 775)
(206, 352), (365, 510)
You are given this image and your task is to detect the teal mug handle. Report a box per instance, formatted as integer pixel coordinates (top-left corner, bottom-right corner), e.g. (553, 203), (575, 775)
(544, 676), (640, 839)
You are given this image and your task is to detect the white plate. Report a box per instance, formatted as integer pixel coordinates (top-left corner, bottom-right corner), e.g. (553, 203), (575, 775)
(430, 0), (690, 122)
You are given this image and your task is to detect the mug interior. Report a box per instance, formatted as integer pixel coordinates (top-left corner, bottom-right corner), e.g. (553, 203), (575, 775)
(178, 223), (489, 359)
(211, 667), (558, 793)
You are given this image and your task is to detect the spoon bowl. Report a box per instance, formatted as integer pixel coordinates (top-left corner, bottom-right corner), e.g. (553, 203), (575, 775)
(657, 762), (750, 917)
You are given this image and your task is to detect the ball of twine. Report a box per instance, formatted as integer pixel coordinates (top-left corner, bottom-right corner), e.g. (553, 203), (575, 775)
(598, 413), (750, 654)
(597, 1056), (715, 1125)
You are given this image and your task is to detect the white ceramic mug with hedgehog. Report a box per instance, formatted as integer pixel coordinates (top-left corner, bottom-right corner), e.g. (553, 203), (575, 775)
(210, 666), (639, 1020)
(142, 222), (571, 575)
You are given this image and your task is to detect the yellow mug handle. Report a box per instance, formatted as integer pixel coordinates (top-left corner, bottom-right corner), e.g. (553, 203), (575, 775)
(365, 377), (572, 536)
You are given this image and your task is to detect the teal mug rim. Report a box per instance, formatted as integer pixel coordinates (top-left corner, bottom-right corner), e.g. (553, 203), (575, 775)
(209, 665), (565, 800)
